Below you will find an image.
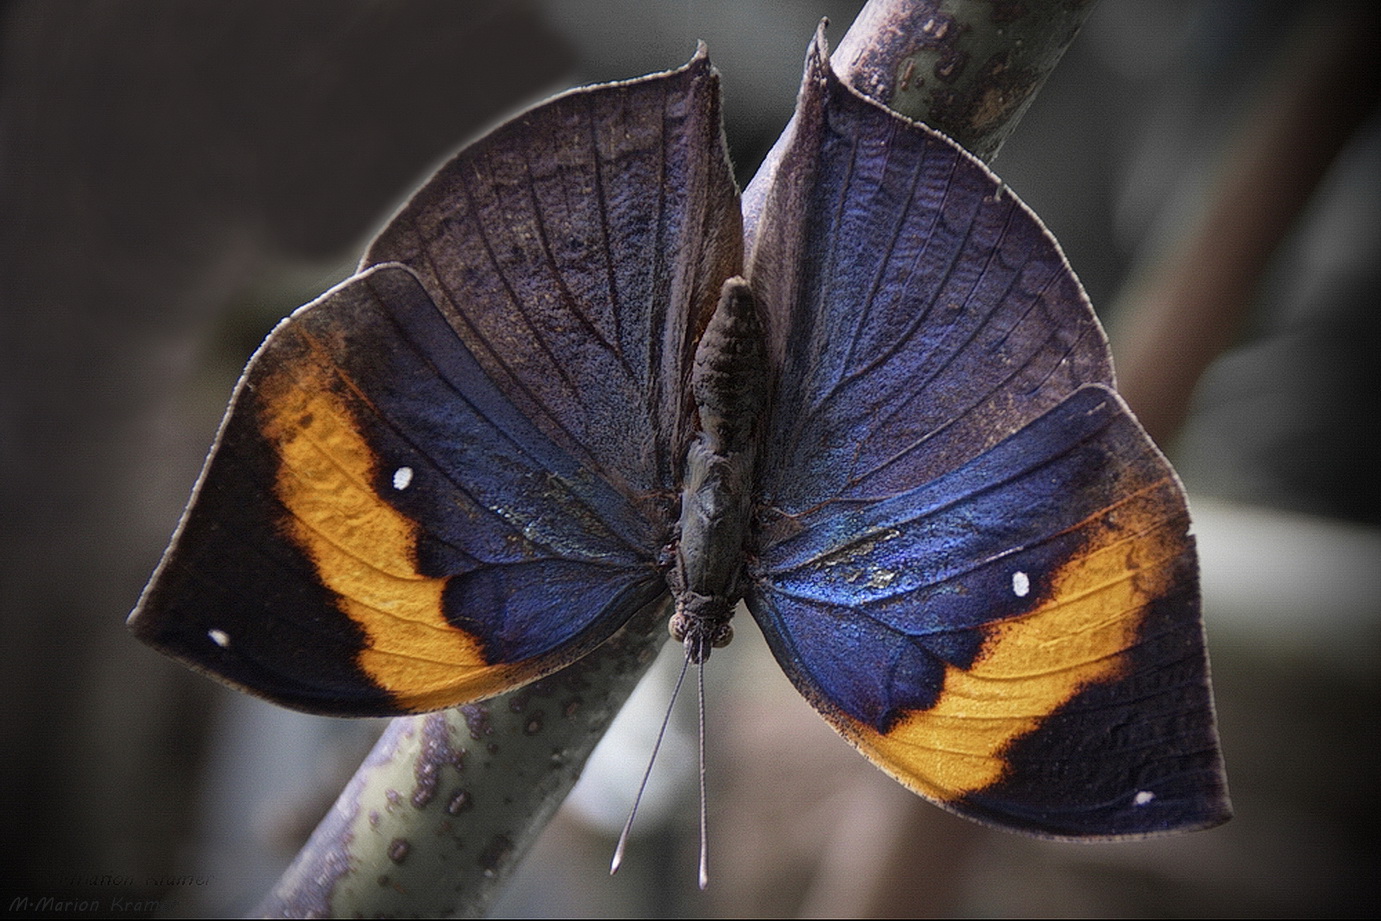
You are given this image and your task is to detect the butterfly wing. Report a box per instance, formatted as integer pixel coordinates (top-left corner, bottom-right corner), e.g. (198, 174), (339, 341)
(131, 52), (742, 716)
(364, 47), (740, 502)
(745, 34), (1229, 836)
(130, 266), (662, 714)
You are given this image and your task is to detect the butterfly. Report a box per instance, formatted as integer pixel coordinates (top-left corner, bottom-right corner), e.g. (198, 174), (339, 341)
(129, 29), (1229, 839)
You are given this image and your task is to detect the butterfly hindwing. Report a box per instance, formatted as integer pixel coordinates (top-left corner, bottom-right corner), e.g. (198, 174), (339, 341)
(748, 385), (1226, 836)
(746, 34), (1228, 837)
(130, 264), (670, 715)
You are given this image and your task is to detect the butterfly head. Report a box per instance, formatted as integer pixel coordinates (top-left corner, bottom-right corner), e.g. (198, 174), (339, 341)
(668, 591), (735, 664)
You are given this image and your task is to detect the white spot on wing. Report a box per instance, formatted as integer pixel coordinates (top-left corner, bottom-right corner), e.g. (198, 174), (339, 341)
(208, 629), (230, 648)
(1011, 571), (1030, 597)
(392, 466), (414, 490)
(1134, 790), (1155, 806)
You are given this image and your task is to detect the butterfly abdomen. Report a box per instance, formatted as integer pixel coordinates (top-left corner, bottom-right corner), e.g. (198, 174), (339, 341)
(671, 278), (769, 660)
(691, 277), (767, 454)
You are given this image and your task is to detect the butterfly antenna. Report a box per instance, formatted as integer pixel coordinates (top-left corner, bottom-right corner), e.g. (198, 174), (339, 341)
(696, 651), (710, 890)
(610, 650), (693, 877)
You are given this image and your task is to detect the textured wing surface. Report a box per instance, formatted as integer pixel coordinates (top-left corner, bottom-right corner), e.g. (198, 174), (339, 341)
(748, 41), (1110, 514)
(130, 266), (668, 715)
(133, 55), (743, 715)
(365, 49), (742, 502)
(746, 35), (1228, 837)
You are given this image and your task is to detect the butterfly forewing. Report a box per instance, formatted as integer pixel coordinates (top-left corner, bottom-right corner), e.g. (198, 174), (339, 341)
(747, 44), (1111, 514)
(745, 35), (1228, 837)
(364, 48), (742, 502)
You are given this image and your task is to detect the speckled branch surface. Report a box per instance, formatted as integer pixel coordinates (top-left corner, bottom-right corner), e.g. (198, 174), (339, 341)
(255, 2), (1097, 916)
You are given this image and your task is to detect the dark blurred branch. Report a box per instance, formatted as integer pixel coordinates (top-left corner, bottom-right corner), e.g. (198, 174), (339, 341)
(258, 1), (1095, 915)
(1111, 7), (1381, 446)
(744, 0), (1098, 239)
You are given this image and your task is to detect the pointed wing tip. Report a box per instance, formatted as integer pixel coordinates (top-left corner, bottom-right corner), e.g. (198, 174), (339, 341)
(126, 598), (156, 639)
(813, 18), (831, 50)
(684, 40), (716, 80)
(808, 19), (832, 77)
(1196, 797), (1234, 833)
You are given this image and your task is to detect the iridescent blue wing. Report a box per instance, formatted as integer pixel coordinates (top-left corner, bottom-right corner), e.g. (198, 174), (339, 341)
(130, 52), (742, 715)
(745, 33), (1228, 837)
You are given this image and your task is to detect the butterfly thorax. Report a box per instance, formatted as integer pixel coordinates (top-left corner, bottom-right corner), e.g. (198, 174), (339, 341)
(669, 277), (767, 664)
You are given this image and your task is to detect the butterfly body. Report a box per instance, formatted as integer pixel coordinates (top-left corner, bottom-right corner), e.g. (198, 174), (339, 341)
(670, 277), (766, 660)
(131, 30), (1228, 839)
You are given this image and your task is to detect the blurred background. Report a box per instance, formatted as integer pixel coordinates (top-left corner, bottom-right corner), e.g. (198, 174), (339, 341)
(2, 1), (1376, 916)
